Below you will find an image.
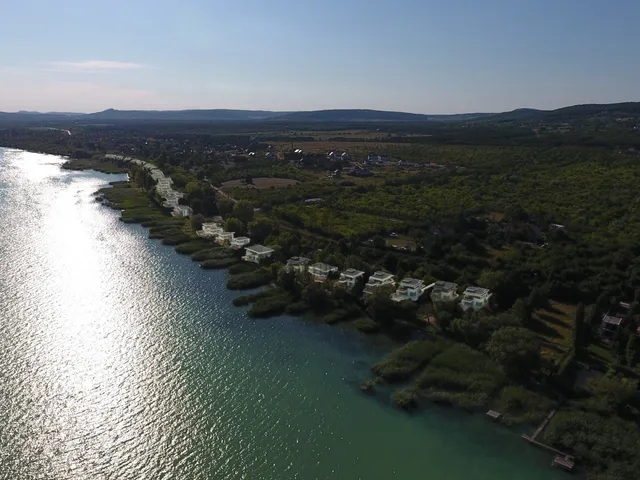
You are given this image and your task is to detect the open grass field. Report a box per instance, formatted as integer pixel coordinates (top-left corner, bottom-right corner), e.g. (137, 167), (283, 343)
(532, 301), (576, 363)
(221, 177), (299, 191)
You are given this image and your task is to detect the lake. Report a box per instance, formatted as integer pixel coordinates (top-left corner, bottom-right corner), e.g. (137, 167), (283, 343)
(0, 148), (564, 479)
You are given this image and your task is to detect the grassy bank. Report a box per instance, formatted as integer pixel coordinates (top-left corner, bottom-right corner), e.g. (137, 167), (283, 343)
(98, 182), (166, 224)
(63, 157), (128, 174)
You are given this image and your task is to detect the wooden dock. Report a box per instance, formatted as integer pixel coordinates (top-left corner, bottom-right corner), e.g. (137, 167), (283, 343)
(524, 409), (556, 442)
(486, 410), (501, 420)
(552, 455), (575, 472)
(522, 408), (576, 471)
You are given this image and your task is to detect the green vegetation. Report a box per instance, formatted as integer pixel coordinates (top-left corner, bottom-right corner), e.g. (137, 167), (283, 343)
(200, 257), (238, 269)
(226, 269), (273, 290)
(371, 339), (451, 382)
(62, 157), (128, 174)
(191, 248), (234, 262)
(175, 240), (214, 255)
(228, 263), (258, 275)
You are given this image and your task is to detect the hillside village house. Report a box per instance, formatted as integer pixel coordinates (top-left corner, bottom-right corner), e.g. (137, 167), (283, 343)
(198, 222), (223, 238)
(338, 268), (365, 289)
(243, 245), (274, 264)
(308, 263), (339, 282)
(391, 278), (430, 302)
(172, 205), (192, 218)
(285, 256), (311, 273)
(430, 281), (459, 303)
(601, 314), (624, 339)
(364, 271), (395, 295)
(215, 232), (235, 245)
(460, 287), (492, 311)
(230, 236), (251, 250)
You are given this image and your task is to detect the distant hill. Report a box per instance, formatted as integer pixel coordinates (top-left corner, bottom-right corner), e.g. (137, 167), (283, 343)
(82, 108), (282, 122)
(1, 102), (639, 125)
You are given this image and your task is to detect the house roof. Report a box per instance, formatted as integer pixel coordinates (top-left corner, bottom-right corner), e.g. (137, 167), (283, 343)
(342, 268), (365, 277)
(464, 286), (490, 295)
(233, 236), (250, 242)
(400, 278), (423, 288)
(603, 314), (623, 326)
(370, 271), (393, 280)
(309, 262), (338, 272)
(433, 281), (457, 292)
(287, 256), (311, 265)
(246, 244), (273, 254)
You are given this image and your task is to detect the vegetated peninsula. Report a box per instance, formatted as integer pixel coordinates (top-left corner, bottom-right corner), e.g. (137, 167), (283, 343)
(2, 101), (640, 479)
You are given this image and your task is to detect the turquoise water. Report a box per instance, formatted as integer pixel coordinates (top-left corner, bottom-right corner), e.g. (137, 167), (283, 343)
(0, 148), (564, 479)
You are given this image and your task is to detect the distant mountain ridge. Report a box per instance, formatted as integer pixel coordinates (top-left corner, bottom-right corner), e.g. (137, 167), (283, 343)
(1, 102), (639, 124)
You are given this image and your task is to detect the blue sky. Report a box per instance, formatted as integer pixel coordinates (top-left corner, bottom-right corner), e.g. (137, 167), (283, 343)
(0, 0), (638, 113)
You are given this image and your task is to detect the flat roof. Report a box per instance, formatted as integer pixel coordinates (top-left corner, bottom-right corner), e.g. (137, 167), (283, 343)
(233, 236), (250, 241)
(309, 262), (338, 271)
(287, 256), (311, 265)
(342, 268), (365, 277)
(464, 286), (490, 295)
(370, 271), (393, 279)
(400, 278), (422, 288)
(603, 314), (623, 326)
(433, 281), (457, 291)
(246, 244), (273, 254)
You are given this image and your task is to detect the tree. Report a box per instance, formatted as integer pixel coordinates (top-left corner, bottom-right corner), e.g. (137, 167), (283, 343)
(217, 199), (235, 218)
(511, 298), (533, 328)
(303, 283), (331, 312)
(572, 303), (586, 354)
(224, 217), (245, 236)
(372, 235), (386, 249)
(233, 200), (254, 224)
(190, 213), (205, 231)
(590, 375), (638, 414)
(366, 292), (397, 327)
(249, 219), (274, 243)
(245, 174), (253, 185)
(437, 311), (453, 332)
(528, 286), (549, 309)
(487, 327), (540, 378)
(625, 334), (638, 367)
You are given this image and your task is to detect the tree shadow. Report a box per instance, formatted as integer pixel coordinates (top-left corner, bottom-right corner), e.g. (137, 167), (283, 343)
(530, 318), (564, 339)
(537, 312), (570, 328)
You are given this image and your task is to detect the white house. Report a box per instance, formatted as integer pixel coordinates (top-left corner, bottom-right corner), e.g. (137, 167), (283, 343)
(460, 287), (492, 311)
(198, 222), (224, 238)
(172, 205), (192, 218)
(430, 281), (459, 303)
(308, 263), (339, 282)
(338, 268), (365, 288)
(391, 278), (428, 303)
(231, 236), (251, 250)
(286, 256), (311, 273)
(364, 271), (396, 295)
(215, 232), (235, 245)
(243, 244), (274, 264)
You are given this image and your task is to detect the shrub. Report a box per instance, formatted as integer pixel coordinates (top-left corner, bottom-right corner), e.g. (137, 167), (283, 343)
(161, 233), (192, 245)
(393, 387), (419, 410)
(191, 248), (233, 262)
(353, 317), (380, 333)
(228, 263), (258, 275)
(248, 294), (292, 317)
(323, 309), (350, 325)
(226, 269), (273, 290)
(200, 257), (238, 269)
(286, 301), (310, 315)
(175, 240), (213, 255)
(371, 339), (451, 382)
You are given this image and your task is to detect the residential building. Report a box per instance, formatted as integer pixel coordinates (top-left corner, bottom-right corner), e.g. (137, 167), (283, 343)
(198, 222), (224, 238)
(172, 205), (192, 218)
(215, 232), (235, 245)
(364, 271), (396, 295)
(430, 281), (459, 303)
(243, 245), (274, 264)
(338, 268), (365, 289)
(285, 256), (311, 273)
(391, 278), (428, 302)
(460, 287), (492, 311)
(308, 263), (339, 282)
(231, 236), (251, 250)
(601, 313), (624, 339)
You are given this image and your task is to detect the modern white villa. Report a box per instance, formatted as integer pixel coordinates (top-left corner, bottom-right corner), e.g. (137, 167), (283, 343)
(338, 268), (365, 288)
(231, 236), (251, 249)
(391, 278), (430, 302)
(216, 232), (235, 245)
(460, 286), (492, 311)
(243, 245), (275, 264)
(172, 205), (192, 218)
(285, 256), (312, 273)
(308, 263), (339, 282)
(363, 271), (396, 295)
(197, 222), (224, 238)
(430, 281), (459, 303)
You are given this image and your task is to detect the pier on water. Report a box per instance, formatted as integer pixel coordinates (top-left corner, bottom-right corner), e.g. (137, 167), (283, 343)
(521, 409), (575, 472)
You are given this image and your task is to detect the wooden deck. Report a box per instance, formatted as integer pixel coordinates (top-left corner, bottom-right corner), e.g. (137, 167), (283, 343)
(486, 410), (501, 420)
(522, 408), (576, 471)
(552, 455), (575, 472)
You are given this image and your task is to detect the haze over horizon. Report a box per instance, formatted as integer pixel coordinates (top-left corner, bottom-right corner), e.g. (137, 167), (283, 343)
(1, 0), (638, 114)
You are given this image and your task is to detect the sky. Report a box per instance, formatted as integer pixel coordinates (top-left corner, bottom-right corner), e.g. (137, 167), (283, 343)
(0, 0), (638, 114)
